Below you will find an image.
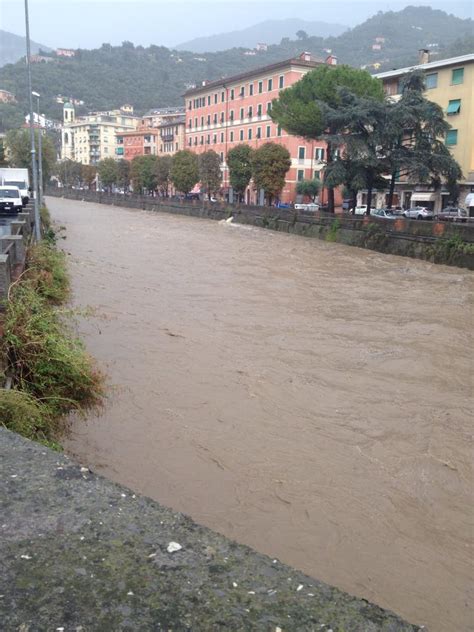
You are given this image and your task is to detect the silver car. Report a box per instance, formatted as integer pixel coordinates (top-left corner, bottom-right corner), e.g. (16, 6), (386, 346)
(403, 206), (434, 220)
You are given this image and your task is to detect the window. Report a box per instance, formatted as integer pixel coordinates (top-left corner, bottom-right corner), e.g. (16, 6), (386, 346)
(188, 100), (192, 110)
(257, 104), (262, 117)
(298, 146), (305, 160)
(220, 152), (224, 162)
(240, 107), (244, 120)
(277, 125), (282, 137)
(200, 136), (204, 145)
(446, 99), (461, 115)
(230, 131), (234, 142)
(207, 96), (211, 105)
(297, 169), (304, 182)
(445, 129), (458, 145)
(221, 91), (225, 102)
(248, 106), (253, 118)
(207, 115), (211, 125)
(249, 84), (254, 96)
(425, 73), (438, 89)
(240, 86), (245, 97)
(315, 147), (325, 161)
(220, 132), (224, 142)
(194, 117), (198, 127)
(230, 89), (235, 100)
(451, 68), (464, 85)
(207, 134), (210, 144)
(279, 75), (284, 89)
(313, 170), (320, 180)
(266, 125), (271, 138)
(256, 127), (261, 139)
(258, 81), (263, 94)
(268, 78), (273, 91)
(188, 138), (192, 146)
(267, 102), (272, 113)
(214, 94), (218, 104)
(200, 116), (204, 126)
(213, 134), (217, 144)
(248, 128), (252, 140)
(213, 113), (217, 124)
(220, 112), (224, 123)
(239, 129), (244, 141)
(230, 110), (234, 121)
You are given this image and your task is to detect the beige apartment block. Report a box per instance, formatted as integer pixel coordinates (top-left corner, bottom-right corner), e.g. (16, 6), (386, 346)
(61, 103), (140, 165)
(376, 53), (473, 212)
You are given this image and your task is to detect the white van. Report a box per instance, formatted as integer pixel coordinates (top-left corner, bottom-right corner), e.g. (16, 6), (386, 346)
(0, 186), (23, 214)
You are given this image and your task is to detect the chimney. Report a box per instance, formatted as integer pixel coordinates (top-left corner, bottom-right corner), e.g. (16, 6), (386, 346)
(418, 49), (430, 64)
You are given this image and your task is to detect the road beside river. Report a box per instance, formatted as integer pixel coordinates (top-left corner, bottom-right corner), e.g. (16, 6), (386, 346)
(49, 197), (473, 631)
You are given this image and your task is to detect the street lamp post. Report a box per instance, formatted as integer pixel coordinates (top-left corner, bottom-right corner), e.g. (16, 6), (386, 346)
(32, 91), (43, 206)
(24, 0), (41, 240)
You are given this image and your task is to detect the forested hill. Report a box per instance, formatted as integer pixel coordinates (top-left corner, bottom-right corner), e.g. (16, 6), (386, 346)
(0, 6), (472, 131)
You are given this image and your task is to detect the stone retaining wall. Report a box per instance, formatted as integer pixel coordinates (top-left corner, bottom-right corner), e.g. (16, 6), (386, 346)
(47, 189), (474, 269)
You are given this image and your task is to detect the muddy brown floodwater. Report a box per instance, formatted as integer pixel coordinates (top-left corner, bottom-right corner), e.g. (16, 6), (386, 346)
(49, 197), (473, 631)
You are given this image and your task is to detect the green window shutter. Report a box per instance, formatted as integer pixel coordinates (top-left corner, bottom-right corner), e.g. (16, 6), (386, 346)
(451, 68), (464, 85)
(445, 129), (458, 146)
(446, 99), (461, 115)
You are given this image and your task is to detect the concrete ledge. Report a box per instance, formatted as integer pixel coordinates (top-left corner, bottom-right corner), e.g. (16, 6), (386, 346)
(0, 428), (420, 631)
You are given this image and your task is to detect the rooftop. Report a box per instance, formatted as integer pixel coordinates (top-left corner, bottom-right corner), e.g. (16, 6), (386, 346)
(374, 53), (474, 79)
(184, 53), (322, 96)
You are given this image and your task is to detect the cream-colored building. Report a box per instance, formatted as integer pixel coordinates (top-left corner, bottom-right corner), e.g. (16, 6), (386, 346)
(158, 115), (185, 156)
(375, 53), (474, 213)
(61, 103), (140, 165)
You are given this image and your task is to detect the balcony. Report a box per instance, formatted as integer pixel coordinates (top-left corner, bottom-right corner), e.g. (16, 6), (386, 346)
(161, 134), (174, 142)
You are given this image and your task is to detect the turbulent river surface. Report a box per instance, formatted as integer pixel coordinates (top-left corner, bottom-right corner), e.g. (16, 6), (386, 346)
(49, 197), (473, 631)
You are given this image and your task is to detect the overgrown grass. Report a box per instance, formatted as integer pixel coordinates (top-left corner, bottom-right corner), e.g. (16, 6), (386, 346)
(0, 212), (105, 445)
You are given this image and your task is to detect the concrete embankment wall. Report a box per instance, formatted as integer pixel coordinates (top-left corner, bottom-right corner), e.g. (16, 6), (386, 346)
(47, 189), (474, 269)
(0, 427), (421, 631)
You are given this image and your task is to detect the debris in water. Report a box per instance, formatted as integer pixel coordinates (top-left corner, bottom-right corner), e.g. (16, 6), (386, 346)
(297, 584), (304, 592)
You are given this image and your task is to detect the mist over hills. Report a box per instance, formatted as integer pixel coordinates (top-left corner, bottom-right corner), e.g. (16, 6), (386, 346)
(0, 30), (51, 68)
(0, 6), (472, 132)
(176, 18), (348, 53)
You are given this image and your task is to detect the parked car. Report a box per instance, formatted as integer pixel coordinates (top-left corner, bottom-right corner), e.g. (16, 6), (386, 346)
(403, 206), (434, 220)
(295, 202), (319, 211)
(370, 208), (397, 220)
(353, 205), (374, 215)
(342, 198), (352, 211)
(437, 207), (468, 223)
(0, 186), (22, 214)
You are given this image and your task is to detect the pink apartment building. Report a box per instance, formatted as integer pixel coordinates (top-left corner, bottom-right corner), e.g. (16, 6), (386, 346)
(184, 52), (340, 204)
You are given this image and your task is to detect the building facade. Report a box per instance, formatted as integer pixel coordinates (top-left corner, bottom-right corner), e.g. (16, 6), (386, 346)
(115, 113), (185, 160)
(375, 53), (474, 213)
(158, 115), (186, 155)
(184, 53), (338, 204)
(61, 104), (140, 165)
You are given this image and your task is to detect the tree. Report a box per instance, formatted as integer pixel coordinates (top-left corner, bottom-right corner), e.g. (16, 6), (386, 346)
(55, 159), (82, 188)
(227, 144), (254, 201)
(198, 150), (222, 198)
(6, 128), (57, 184)
(98, 157), (118, 190)
(296, 30), (308, 40)
(130, 155), (159, 193)
(270, 65), (384, 212)
(381, 71), (462, 208)
(81, 164), (97, 189)
(116, 159), (131, 190)
(155, 155), (172, 196)
(296, 178), (321, 202)
(171, 150), (199, 195)
(251, 143), (291, 205)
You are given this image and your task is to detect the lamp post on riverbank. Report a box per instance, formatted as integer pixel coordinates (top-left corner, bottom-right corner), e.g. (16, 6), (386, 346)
(32, 91), (43, 207)
(24, 0), (41, 241)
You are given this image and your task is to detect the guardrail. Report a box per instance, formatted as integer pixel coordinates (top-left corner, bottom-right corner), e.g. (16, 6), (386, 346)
(0, 202), (35, 304)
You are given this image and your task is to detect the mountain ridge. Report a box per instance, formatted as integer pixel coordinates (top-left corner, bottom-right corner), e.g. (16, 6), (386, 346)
(0, 29), (52, 67)
(176, 18), (348, 53)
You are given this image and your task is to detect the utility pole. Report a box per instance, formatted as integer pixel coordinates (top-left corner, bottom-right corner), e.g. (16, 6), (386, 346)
(24, 0), (41, 241)
(32, 92), (43, 206)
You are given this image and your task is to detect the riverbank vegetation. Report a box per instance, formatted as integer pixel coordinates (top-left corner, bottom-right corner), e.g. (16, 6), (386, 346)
(0, 218), (104, 448)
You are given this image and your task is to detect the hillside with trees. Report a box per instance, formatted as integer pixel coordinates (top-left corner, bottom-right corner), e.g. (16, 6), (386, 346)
(0, 6), (471, 131)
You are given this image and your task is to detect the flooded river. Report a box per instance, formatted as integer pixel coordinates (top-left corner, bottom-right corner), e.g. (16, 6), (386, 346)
(49, 197), (473, 631)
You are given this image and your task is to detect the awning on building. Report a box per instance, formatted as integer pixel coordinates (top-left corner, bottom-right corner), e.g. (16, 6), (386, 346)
(465, 193), (474, 207)
(446, 99), (461, 115)
(411, 192), (437, 202)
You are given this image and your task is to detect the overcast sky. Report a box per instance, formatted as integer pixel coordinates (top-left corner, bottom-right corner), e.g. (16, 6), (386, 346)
(2, 0), (473, 49)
